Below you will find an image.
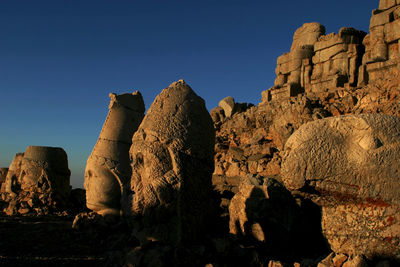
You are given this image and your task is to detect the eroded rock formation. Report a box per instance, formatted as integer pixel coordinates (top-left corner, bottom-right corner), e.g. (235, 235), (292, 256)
(127, 80), (215, 245)
(84, 91), (145, 216)
(281, 114), (400, 258)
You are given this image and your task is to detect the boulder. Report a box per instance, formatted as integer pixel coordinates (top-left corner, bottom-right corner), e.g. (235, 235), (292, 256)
(281, 114), (400, 258)
(219, 96), (236, 117)
(84, 91), (145, 216)
(229, 175), (298, 250)
(127, 80), (215, 245)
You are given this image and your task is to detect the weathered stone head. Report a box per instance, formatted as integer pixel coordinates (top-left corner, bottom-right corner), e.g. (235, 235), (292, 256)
(281, 114), (400, 258)
(2, 153), (24, 195)
(85, 91), (145, 216)
(19, 146), (70, 206)
(127, 80), (215, 245)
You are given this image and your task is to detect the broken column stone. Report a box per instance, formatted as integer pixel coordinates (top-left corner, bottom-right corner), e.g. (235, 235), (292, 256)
(84, 91), (145, 216)
(281, 114), (400, 259)
(310, 27), (366, 93)
(358, 0), (400, 85)
(127, 80), (215, 245)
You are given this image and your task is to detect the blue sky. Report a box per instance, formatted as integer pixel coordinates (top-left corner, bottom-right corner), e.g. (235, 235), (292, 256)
(0, 0), (378, 188)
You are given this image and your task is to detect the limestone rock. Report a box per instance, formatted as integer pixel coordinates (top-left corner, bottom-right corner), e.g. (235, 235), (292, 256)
(281, 114), (400, 258)
(291, 22), (326, 51)
(0, 168), (8, 187)
(359, 0), (400, 86)
(311, 28), (366, 92)
(127, 80), (215, 245)
(2, 153), (24, 195)
(84, 91), (145, 216)
(218, 96), (235, 117)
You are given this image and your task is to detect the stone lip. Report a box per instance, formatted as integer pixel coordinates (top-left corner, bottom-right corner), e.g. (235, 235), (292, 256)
(23, 146), (69, 172)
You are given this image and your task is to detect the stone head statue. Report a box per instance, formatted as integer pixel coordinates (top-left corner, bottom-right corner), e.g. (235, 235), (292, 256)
(19, 146), (70, 206)
(85, 91), (145, 216)
(127, 80), (215, 245)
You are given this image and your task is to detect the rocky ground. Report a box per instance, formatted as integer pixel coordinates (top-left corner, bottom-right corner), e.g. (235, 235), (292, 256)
(0, 215), (107, 266)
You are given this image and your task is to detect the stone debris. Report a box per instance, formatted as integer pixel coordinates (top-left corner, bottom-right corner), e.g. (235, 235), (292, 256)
(84, 91), (145, 216)
(127, 80), (215, 245)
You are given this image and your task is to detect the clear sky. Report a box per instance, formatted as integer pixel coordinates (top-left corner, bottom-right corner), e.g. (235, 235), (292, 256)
(0, 0), (378, 188)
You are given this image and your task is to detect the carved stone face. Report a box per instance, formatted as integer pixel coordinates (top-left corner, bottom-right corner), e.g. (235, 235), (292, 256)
(19, 159), (44, 191)
(125, 80), (215, 245)
(84, 160), (122, 214)
(129, 129), (178, 216)
(18, 146), (70, 203)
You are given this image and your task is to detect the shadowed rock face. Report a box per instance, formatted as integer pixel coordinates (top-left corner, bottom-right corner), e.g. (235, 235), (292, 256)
(281, 114), (400, 258)
(84, 92), (145, 216)
(127, 80), (215, 245)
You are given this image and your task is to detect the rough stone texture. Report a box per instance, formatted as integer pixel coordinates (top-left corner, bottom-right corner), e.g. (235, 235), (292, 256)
(219, 96), (235, 117)
(310, 28), (366, 93)
(1, 153), (24, 195)
(84, 91), (145, 216)
(228, 175), (297, 248)
(271, 23), (325, 101)
(0, 168), (8, 187)
(281, 114), (400, 259)
(1, 146), (71, 215)
(358, 0), (400, 86)
(127, 80), (215, 245)
(265, 23), (367, 102)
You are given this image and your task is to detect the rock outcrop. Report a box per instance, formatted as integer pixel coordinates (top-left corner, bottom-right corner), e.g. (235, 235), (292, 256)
(281, 114), (400, 258)
(84, 91), (145, 216)
(127, 80), (215, 245)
